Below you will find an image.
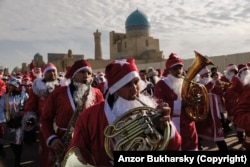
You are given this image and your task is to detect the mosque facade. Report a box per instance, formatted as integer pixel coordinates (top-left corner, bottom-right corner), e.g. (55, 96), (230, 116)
(19, 9), (164, 74)
(109, 9), (163, 61)
(16, 9), (250, 75)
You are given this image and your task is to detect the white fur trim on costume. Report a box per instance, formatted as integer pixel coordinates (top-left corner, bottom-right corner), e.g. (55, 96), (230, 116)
(43, 66), (57, 76)
(169, 63), (183, 69)
(239, 66), (248, 73)
(109, 71), (139, 94)
(63, 148), (95, 167)
(104, 100), (115, 124)
(72, 66), (92, 78)
(169, 121), (176, 139)
(46, 135), (58, 146)
(199, 68), (210, 75)
(226, 65), (238, 72)
(32, 78), (48, 97)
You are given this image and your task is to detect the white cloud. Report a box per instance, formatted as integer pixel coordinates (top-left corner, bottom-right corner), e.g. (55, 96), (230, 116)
(0, 0), (250, 71)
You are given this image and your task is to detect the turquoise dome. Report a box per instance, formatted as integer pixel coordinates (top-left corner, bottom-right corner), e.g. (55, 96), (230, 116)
(125, 9), (150, 29)
(34, 53), (41, 59)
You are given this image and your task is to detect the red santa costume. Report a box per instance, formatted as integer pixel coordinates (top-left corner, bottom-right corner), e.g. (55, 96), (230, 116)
(221, 64), (244, 118)
(196, 68), (226, 144)
(94, 71), (108, 95)
(154, 53), (198, 150)
(233, 67), (250, 150)
(24, 63), (62, 167)
(40, 59), (104, 166)
(63, 58), (181, 166)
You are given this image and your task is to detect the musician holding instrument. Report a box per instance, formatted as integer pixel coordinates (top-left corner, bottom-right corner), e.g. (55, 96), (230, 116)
(154, 52), (199, 151)
(62, 58), (181, 167)
(40, 59), (104, 167)
(221, 64), (244, 143)
(23, 63), (61, 167)
(233, 64), (250, 150)
(196, 67), (228, 150)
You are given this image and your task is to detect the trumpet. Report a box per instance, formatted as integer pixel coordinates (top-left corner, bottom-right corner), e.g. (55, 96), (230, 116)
(215, 80), (231, 89)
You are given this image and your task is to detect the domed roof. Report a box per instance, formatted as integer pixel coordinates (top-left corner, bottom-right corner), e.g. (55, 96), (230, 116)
(125, 9), (150, 29)
(34, 53), (42, 59)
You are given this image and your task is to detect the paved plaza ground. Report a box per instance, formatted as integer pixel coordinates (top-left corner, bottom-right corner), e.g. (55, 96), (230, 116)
(0, 127), (243, 167)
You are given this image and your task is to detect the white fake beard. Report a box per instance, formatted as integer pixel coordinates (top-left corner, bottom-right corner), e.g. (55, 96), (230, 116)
(200, 77), (211, 85)
(224, 71), (235, 81)
(112, 94), (157, 118)
(36, 73), (42, 78)
(242, 70), (250, 86)
(73, 82), (95, 109)
(167, 74), (183, 99)
(46, 80), (59, 93)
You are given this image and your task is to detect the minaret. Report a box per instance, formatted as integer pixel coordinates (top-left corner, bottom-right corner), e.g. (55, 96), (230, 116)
(94, 29), (102, 60)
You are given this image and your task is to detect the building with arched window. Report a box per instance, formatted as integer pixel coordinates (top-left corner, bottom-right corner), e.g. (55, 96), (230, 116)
(109, 9), (163, 61)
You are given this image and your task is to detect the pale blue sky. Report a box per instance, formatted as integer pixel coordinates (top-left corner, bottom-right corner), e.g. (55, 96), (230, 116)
(1, 0), (250, 71)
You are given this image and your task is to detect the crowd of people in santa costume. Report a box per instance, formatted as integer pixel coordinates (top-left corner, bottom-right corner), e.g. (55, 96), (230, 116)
(0, 53), (249, 166)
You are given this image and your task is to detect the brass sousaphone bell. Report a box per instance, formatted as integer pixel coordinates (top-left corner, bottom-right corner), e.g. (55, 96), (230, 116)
(181, 51), (214, 121)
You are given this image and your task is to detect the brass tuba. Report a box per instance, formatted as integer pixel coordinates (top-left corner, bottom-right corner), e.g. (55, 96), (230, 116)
(104, 99), (171, 160)
(181, 51), (214, 122)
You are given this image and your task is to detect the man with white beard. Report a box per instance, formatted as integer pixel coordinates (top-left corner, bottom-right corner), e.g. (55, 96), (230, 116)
(196, 67), (228, 151)
(221, 64), (244, 143)
(24, 62), (62, 167)
(154, 53), (198, 151)
(237, 64), (249, 83)
(234, 65), (250, 150)
(40, 59), (104, 167)
(62, 58), (181, 167)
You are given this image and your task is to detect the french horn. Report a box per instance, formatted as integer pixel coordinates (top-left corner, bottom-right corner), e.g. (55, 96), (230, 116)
(104, 104), (171, 160)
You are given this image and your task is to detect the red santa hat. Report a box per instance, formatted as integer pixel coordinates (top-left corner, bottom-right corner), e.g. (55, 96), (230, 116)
(199, 66), (210, 75)
(105, 58), (139, 94)
(65, 59), (92, 79)
(238, 64), (248, 73)
(225, 64), (238, 72)
(42, 63), (57, 76)
(165, 53), (184, 70)
(156, 68), (163, 76)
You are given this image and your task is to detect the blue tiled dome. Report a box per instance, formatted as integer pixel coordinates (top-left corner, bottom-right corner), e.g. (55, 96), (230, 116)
(34, 53), (41, 59)
(125, 9), (150, 30)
